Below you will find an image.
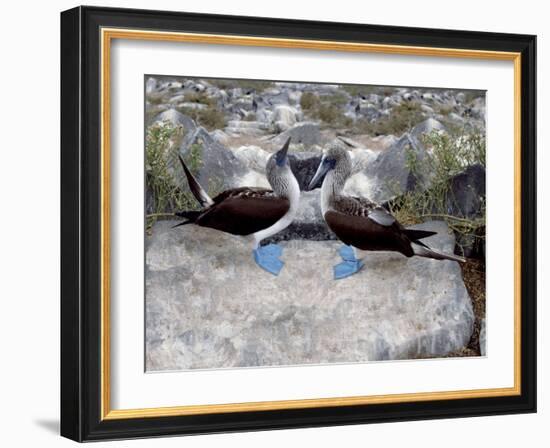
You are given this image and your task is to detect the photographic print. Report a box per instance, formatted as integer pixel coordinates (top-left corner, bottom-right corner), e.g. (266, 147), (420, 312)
(144, 76), (486, 372)
(61, 8), (536, 440)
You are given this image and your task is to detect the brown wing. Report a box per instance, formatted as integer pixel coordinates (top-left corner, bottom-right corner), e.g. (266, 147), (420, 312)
(196, 190), (290, 236)
(210, 187), (273, 204)
(325, 201), (414, 256)
(333, 196), (397, 226)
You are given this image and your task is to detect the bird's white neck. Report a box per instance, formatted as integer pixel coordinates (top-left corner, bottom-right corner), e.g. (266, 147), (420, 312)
(320, 171), (344, 216)
(252, 171), (300, 248)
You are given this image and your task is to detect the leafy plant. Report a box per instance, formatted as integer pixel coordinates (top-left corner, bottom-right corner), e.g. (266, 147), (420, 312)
(186, 143), (203, 175)
(183, 92), (217, 107)
(340, 84), (395, 97)
(322, 92), (348, 107)
(300, 91), (352, 128)
(387, 129), (486, 255)
(300, 92), (319, 111)
(352, 102), (425, 136)
(207, 79), (275, 92)
(145, 121), (225, 233)
(145, 121), (198, 231)
(178, 106), (226, 131)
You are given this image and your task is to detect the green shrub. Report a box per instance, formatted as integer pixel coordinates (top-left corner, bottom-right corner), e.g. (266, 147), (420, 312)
(322, 92), (348, 106)
(387, 130), (486, 254)
(145, 121), (226, 232)
(183, 92), (217, 106)
(196, 108), (226, 130)
(351, 102), (425, 136)
(145, 122), (198, 231)
(300, 91), (351, 128)
(243, 112), (257, 122)
(435, 105), (454, 116)
(186, 143), (203, 175)
(341, 84), (396, 98)
(300, 92), (319, 110)
(462, 91), (483, 105)
(178, 106), (227, 131)
(207, 79), (274, 92)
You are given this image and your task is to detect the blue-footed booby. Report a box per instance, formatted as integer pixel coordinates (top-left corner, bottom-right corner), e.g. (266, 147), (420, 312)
(175, 137), (300, 275)
(308, 144), (465, 280)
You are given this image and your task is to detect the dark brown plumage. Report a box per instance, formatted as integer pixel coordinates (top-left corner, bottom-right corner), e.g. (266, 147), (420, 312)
(177, 187), (290, 236)
(325, 195), (435, 257)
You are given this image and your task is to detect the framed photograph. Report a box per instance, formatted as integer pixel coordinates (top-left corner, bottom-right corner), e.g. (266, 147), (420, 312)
(61, 6), (536, 442)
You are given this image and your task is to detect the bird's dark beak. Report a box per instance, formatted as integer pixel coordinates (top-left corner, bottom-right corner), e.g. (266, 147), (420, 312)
(307, 158), (330, 191)
(275, 137), (291, 166)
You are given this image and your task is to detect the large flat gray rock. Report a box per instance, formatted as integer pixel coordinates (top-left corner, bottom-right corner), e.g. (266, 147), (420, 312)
(146, 220), (474, 371)
(176, 126), (248, 190)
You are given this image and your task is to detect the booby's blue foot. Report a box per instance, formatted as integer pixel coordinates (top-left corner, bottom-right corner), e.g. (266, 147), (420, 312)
(334, 245), (364, 279)
(253, 244), (284, 276)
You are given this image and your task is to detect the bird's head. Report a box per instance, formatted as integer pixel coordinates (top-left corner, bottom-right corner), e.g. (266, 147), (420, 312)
(307, 143), (352, 190)
(266, 137), (297, 196)
(266, 137), (291, 173)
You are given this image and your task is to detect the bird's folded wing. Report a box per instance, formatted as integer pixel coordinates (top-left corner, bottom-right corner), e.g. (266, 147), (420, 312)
(210, 187), (275, 204)
(367, 207), (396, 226)
(333, 196), (396, 226)
(196, 193), (290, 236)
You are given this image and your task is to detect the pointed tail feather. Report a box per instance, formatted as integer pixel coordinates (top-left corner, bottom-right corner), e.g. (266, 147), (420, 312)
(178, 156), (214, 207)
(404, 229), (437, 242)
(412, 243), (466, 263)
(175, 210), (202, 220)
(172, 220), (194, 229)
(172, 210), (201, 229)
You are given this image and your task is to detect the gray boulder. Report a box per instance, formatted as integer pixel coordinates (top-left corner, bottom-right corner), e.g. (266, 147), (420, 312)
(446, 163), (485, 258)
(410, 117), (446, 141)
(355, 119), (446, 203)
(273, 122), (322, 148)
(145, 77), (158, 94)
(272, 105), (298, 132)
(176, 127), (247, 191)
(362, 133), (431, 203)
(152, 109), (196, 135)
(356, 104), (381, 121)
(225, 120), (268, 136)
(176, 102), (207, 111)
(231, 145), (270, 173)
(467, 97), (486, 120)
(448, 112), (465, 124)
(447, 164), (485, 218)
(145, 220), (474, 370)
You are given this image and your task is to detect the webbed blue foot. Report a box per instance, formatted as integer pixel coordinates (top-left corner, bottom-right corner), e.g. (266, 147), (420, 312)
(334, 245), (364, 279)
(253, 244), (284, 276)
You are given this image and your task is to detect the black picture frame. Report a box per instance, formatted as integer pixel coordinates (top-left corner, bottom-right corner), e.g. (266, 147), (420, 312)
(61, 5), (536, 442)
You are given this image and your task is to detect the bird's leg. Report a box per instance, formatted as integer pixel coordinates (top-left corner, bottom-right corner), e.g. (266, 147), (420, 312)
(253, 243), (284, 276)
(333, 245), (364, 280)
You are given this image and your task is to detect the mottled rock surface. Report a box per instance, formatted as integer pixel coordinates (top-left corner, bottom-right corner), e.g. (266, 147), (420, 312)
(146, 220), (474, 371)
(447, 164), (486, 218)
(152, 108), (196, 133)
(362, 133), (429, 203)
(273, 122), (322, 148)
(177, 127), (247, 190)
(479, 318), (486, 356)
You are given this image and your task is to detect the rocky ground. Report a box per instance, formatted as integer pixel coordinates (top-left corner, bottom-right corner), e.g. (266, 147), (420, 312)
(146, 221), (474, 371)
(144, 76), (487, 370)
